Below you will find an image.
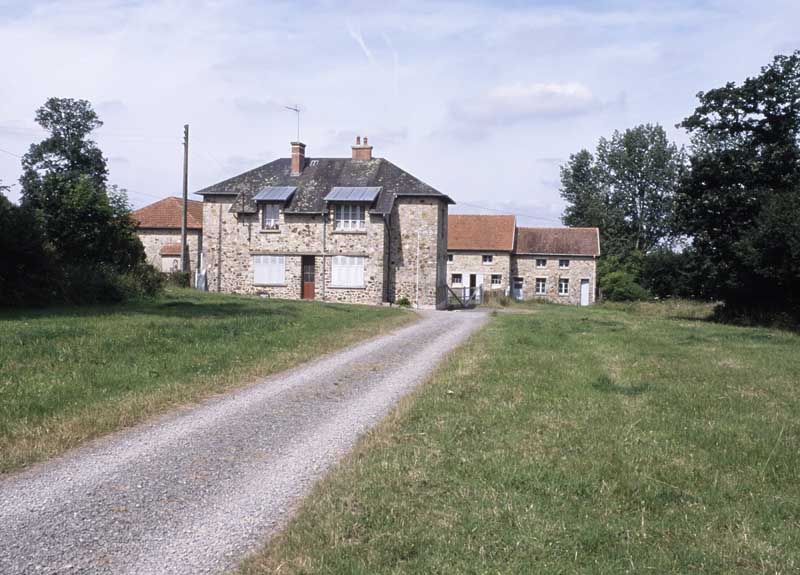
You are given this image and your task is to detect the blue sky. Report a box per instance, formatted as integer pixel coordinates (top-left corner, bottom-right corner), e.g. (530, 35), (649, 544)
(0, 0), (798, 224)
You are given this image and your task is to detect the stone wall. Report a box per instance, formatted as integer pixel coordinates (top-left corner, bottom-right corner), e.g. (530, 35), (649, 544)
(388, 197), (448, 309)
(446, 251), (513, 295)
(137, 228), (201, 272)
(512, 255), (597, 305)
(202, 197), (386, 304)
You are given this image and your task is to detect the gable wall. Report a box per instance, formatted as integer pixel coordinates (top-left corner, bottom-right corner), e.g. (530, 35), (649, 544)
(388, 197), (448, 308)
(137, 228), (202, 272)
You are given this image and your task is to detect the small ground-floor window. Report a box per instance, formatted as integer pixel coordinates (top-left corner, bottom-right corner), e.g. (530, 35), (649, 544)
(451, 273), (463, 285)
(331, 255), (365, 287)
(253, 255), (285, 285)
(535, 277), (546, 294)
(491, 274), (502, 286)
(558, 278), (569, 295)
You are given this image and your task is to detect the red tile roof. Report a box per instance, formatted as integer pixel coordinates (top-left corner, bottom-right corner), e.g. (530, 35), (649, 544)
(160, 243), (183, 256)
(134, 197), (203, 229)
(448, 214), (516, 251)
(515, 227), (600, 256)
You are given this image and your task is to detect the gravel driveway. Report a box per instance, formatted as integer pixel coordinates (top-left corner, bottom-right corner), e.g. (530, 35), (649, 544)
(0, 309), (487, 575)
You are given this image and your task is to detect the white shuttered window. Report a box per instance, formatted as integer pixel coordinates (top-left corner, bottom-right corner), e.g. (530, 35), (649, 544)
(331, 256), (365, 288)
(334, 204), (366, 231)
(253, 255), (285, 285)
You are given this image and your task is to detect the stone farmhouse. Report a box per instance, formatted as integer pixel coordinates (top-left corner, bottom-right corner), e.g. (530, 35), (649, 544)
(195, 138), (453, 308)
(447, 214), (600, 306)
(133, 196), (203, 273)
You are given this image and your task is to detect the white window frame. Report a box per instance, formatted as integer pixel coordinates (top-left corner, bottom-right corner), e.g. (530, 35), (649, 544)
(558, 278), (569, 296)
(559, 259), (570, 269)
(451, 273), (463, 286)
(253, 254), (286, 285)
(261, 203), (280, 230)
(490, 274), (502, 286)
(482, 254), (493, 264)
(331, 255), (365, 288)
(334, 204), (366, 231)
(535, 277), (547, 295)
(536, 258), (547, 268)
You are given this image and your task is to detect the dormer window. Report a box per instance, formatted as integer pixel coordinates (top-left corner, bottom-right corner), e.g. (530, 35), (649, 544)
(262, 204), (280, 230)
(334, 204), (366, 231)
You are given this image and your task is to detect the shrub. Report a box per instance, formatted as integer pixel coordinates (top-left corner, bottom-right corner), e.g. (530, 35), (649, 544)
(601, 270), (651, 301)
(396, 296), (411, 308)
(165, 270), (191, 288)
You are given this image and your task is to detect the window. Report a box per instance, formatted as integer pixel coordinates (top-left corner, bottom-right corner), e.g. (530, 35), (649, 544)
(559, 259), (570, 269)
(331, 256), (365, 287)
(491, 274), (502, 286)
(334, 204), (365, 231)
(482, 254), (493, 264)
(535, 278), (546, 294)
(253, 255), (285, 285)
(536, 258), (547, 268)
(261, 204), (280, 230)
(451, 273), (463, 285)
(447, 253), (454, 263)
(558, 278), (569, 295)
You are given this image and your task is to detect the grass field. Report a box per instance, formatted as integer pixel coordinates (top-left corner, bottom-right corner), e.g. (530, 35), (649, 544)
(0, 288), (411, 473)
(242, 301), (800, 574)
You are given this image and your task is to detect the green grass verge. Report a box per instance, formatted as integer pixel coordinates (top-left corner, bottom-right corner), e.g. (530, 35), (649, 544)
(0, 288), (412, 473)
(241, 302), (800, 574)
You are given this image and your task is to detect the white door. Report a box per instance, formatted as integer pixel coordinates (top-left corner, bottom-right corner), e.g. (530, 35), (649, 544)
(580, 279), (590, 306)
(512, 277), (524, 300)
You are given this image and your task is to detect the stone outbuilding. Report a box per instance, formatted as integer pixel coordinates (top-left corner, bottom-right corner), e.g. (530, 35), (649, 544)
(195, 138), (453, 308)
(512, 227), (600, 305)
(133, 197), (203, 273)
(445, 214), (600, 306)
(446, 214), (516, 298)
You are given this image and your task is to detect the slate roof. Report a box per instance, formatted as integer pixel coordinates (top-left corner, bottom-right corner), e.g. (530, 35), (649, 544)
(447, 215), (517, 251)
(134, 197), (203, 229)
(196, 157), (453, 215)
(515, 227), (600, 256)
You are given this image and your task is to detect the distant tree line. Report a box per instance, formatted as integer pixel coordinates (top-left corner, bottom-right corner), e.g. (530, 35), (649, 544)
(560, 50), (800, 322)
(0, 98), (162, 307)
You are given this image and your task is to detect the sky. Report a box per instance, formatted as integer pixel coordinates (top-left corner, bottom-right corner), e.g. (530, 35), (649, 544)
(0, 0), (798, 225)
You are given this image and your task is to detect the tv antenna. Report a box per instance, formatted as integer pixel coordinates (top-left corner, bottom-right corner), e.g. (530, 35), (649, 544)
(285, 104), (300, 141)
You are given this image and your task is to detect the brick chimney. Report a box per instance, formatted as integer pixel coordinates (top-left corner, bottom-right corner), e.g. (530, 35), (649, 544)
(351, 136), (373, 161)
(291, 141), (306, 176)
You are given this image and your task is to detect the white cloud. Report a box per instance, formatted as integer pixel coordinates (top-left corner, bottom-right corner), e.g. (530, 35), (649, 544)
(457, 82), (600, 123)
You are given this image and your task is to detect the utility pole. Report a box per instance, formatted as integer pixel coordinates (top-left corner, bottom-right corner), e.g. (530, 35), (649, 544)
(181, 124), (189, 273)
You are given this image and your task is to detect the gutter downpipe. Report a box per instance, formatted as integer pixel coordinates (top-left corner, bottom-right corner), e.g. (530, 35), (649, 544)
(321, 208), (327, 302)
(415, 229), (420, 308)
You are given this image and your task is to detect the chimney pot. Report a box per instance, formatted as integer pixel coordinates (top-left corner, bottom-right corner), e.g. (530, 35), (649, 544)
(356, 136), (361, 145)
(364, 136), (368, 145)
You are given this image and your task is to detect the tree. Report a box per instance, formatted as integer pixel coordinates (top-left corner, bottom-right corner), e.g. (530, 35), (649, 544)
(0, 183), (56, 306)
(560, 124), (686, 259)
(677, 51), (800, 314)
(20, 98), (144, 272)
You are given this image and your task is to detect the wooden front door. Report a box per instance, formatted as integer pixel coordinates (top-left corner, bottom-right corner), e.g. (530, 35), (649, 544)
(301, 256), (315, 300)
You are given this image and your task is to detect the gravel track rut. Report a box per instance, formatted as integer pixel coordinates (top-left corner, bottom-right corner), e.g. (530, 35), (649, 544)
(0, 309), (487, 574)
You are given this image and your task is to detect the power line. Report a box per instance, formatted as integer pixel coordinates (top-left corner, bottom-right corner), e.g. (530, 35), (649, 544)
(456, 201), (563, 224)
(0, 147), (22, 158)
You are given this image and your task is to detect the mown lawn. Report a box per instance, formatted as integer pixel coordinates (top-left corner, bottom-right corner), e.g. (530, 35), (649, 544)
(242, 301), (800, 574)
(0, 288), (412, 473)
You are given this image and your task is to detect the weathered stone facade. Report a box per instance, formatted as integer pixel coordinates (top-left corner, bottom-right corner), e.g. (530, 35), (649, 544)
(202, 195), (446, 307)
(137, 228), (202, 272)
(387, 198), (448, 308)
(446, 251), (513, 295)
(512, 255), (597, 305)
